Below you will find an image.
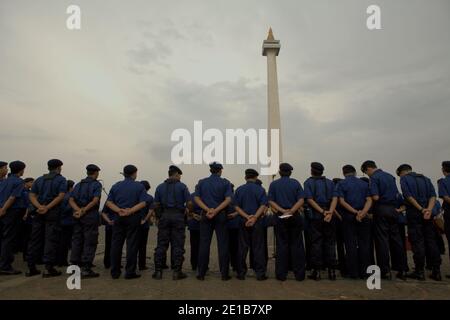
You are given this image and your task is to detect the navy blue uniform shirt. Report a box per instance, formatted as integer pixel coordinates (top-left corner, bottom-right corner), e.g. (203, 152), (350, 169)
(31, 173), (67, 205)
(60, 192), (75, 226)
(0, 174), (25, 209)
(233, 181), (268, 215)
(438, 176), (450, 209)
(268, 176), (304, 209)
(304, 176), (335, 207)
(107, 177), (147, 209)
(335, 175), (369, 210)
(194, 174), (233, 209)
(154, 179), (190, 210)
(400, 173), (436, 208)
(141, 193), (155, 228)
(71, 177), (102, 208)
(188, 193), (201, 231)
(369, 169), (400, 205)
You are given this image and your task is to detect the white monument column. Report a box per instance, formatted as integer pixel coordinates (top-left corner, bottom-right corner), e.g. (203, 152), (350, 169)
(262, 28), (282, 180)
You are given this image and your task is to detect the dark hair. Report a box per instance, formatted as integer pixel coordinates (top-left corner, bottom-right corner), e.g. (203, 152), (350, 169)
(279, 170), (291, 177)
(210, 168), (221, 174)
(168, 169), (178, 177)
(67, 180), (75, 191)
(245, 173), (258, 180)
(140, 180), (151, 191)
(342, 165), (356, 175)
(311, 168), (323, 177)
(442, 161), (450, 173)
(361, 160), (377, 173)
(396, 164), (412, 176)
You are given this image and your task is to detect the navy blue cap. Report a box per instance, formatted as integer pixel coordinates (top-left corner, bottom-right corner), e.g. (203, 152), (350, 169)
(0, 161), (7, 168)
(48, 159), (63, 170)
(279, 163), (293, 172)
(123, 164), (138, 176)
(311, 162), (324, 172)
(209, 162), (223, 170)
(86, 164), (101, 172)
(169, 165), (183, 175)
(245, 168), (259, 177)
(140, 180), (151, 191)
(9, 161), (26, 174)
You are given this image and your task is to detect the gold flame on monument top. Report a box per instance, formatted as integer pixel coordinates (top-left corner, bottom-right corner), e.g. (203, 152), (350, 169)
(267, 27), (275, 41)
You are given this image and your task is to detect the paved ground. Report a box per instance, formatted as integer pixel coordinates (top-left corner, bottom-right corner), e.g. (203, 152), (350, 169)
(1, 228), (450, 300)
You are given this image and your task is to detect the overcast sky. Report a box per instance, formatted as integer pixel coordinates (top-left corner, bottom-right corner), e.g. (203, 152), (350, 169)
(1, 0), (449, 195)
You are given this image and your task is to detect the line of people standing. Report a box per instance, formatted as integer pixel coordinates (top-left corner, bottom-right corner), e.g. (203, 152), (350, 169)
(0, 159), (449, 282)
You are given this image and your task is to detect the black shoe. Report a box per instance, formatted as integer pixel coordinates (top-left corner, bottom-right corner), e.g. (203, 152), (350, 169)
(396, 271), (407, 281)
(196, 275), (205, 281)
(124, 273), (141, 280)
(173, 271), (187, 280)
(42, 268), (62, 278)
(276, 276), (286, 281)
(328, 268), (336, 281)
(308, 269), (321, 281)
(111, 273), (121, 279)
(25, 268), (41, 277)
(446, 275), (450, 279)
(406, 271), (425, 281)
(0, 269), (22, 275)
(81, 268), (100, 279)
(295, 275), (305, 281)
(221, 274), (231, 281)
(257, 275), (268, 281)
(381, 272), (392, 280)
(430, 269), (442, 281)
(139, 266), (148, 271)
(236, 274), (246, 280)
(152, 270), (162, 280)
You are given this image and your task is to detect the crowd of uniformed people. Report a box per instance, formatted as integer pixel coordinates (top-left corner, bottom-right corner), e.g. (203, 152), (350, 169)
(0, 158), (450, 283)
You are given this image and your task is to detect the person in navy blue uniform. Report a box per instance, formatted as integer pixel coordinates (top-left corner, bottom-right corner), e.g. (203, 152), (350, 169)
(361, 160), (407, 280)
(101, 203), (116, 269)
(187, 192), (201, 270)
(0, 161), (26, 275)
(138, 180), (155, 271)
(304, 162), (338, 281)
(226, 184), (240, 273)
(438, 161), (450, 279)
(255, 179), (270, 266)
(152, 165), (190, 280)
(0, 162), (7, 260)
(18, 177), (34, 261)
(69, 164), (102, 278)
(27, 159), (67, 278)
(335, 165), (373, 279)
(106, 165), (147, 279)
(332, 177), (347, 278)
(56, 180), (74, 267)
(234, 169), (268, 281)
(268, 163), (306, 281)
(396, 164), (441, 281)
(195, 162), (233, 281)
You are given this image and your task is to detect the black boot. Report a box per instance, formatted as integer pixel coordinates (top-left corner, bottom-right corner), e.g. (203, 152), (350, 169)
(42, 267), (62, 278)
(81, 267), (100, 279)
(26, 267), (41, 277)
(328, 268), (336, 281)
(430, 268), (442, 281)
(307, 269), (321, 281)
(152, 270), (162, 280)
(173, 270), (188, 280)
(381, 272), (392, 280)
(406, 270), (425, 281)
(396, 271), (407, 281)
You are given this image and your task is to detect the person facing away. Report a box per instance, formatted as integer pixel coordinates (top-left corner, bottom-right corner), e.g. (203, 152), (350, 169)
(335, 164), (372, 279)
(152, 165), (190, 281)
(268, 162), (306, 282)
(194, 162), (233, 281)
(27, 159), (67, 278)
(233, 168), (268, 281)
(396, 164), (441, 281)
(69, 164), (102, 278)
(361, 160), (408, 280)
(304, 162), (338, 281)
(106, 165), (147, 280)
